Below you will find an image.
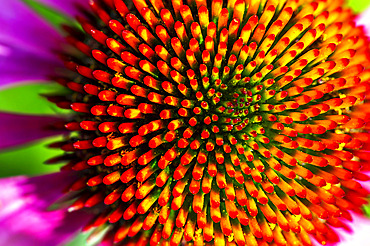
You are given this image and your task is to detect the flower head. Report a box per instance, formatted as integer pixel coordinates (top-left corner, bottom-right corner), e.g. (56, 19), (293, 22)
(2, 0), (370, 245)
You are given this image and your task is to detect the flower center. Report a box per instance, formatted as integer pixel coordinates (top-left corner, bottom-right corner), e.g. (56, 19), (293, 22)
(49, 0), (370, 245)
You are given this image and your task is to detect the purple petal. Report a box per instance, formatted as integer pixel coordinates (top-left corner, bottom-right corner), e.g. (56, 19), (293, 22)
(0, 0), (63, 55)
(0, 172), (92, 246)
(0, 43), (63, 88)
(32, 0), (89, 17)
(0, 112), (66, 149)
(0, 0), (64, 88)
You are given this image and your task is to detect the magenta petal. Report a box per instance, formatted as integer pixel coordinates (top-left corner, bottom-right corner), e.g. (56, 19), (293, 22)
(0, 0), (63, 88)
(0, 112), (66, 149)
(0, 172), (92, 246)
(33, 0), (89, 17)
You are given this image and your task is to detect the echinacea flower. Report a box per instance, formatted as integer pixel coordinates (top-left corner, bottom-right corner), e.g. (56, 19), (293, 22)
(2, 0), (370, 245)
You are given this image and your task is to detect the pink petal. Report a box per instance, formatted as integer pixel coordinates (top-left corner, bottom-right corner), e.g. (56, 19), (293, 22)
(356, 6), (370, 36)
(0, 112), (66, 149)
(311, 212), (370, 246)
(0, 0), (63, 88)
(338, 214), (370, 245)
(0, 172), (92, 246)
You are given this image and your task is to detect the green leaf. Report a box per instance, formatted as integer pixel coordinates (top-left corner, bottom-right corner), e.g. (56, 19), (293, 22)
(0, 83), (69, 115)
(348, 0), (370, 13)
(364, 200), (370, 218)
(65, 233), (90, 246)
(0, 136), (64, 177)
(22, 0), (76, 28)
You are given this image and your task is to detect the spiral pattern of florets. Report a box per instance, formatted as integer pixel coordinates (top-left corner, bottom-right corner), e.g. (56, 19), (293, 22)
(49, 0), (370, 245)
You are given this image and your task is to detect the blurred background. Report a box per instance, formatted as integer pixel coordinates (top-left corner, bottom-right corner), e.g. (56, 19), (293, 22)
(1, 0), (370, 245)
